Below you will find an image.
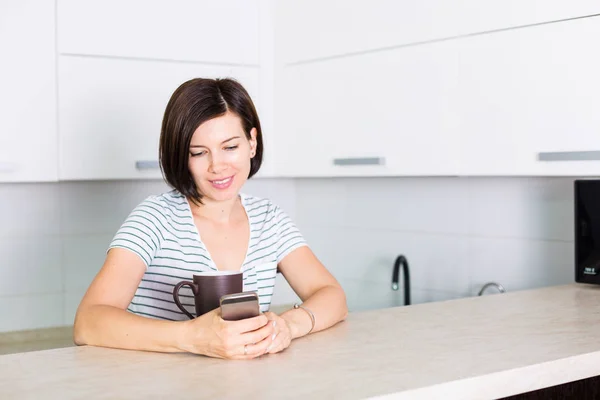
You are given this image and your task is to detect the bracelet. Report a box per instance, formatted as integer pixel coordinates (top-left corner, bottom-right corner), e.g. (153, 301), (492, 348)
(293, 303), (316, 334)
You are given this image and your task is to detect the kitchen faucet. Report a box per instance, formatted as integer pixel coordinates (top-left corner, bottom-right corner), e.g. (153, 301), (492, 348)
(477, 282), (506, 296)
(391, 255), (411, 305)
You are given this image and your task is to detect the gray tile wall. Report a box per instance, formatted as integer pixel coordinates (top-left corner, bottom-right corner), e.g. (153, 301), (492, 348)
(0, 176), (577, 332)
(293, 177), (576, 312)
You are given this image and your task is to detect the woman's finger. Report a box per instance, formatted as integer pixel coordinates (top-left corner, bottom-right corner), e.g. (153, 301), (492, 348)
(239, 319), (274, 346)
(266, 332), (282, 353)
(240, 332), (272, 358)
(227, 314), (269, 334)
(263, 311), (279, 323)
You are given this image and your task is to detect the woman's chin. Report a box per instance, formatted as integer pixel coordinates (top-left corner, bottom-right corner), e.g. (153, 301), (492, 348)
(201, 187), (239, 202)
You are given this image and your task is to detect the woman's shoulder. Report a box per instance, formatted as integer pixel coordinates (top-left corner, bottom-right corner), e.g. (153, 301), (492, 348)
(241, 193), (291, 224)
(240, 193), (279, 219)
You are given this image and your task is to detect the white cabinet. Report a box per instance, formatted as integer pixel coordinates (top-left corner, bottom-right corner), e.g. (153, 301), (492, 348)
(276, 1), (600, 177)
(458, 15), (600, 176)
(7, 0), (597, 181)
(279, 0), (600, 65)
(277, 42), (460, 177)
(57, 0), (260, 66)
(0, 0), (57, 182)
(57, 0), (276, 180)
(59, 56), (260, 180)
(275, 0), (600, 178)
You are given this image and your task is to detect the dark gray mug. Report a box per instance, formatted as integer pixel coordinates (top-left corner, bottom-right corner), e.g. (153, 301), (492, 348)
(173, 271), (243, 319)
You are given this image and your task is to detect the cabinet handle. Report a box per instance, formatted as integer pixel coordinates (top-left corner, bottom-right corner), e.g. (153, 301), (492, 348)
(538, 151), (600, 162)
(0, 162), (17, 172)
(135, 160), (160, 170)
(333, 157), (385, 166)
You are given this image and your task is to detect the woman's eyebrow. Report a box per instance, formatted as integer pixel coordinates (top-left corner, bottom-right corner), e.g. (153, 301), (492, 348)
(221, 136), (241, 144)
(190, 136), (240, 148)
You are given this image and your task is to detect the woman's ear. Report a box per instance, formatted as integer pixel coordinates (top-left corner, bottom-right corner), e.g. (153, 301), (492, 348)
(249, 127), (257, 157)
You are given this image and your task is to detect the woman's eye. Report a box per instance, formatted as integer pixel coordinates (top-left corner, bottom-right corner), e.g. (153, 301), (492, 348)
(225, 145), (238, 151)
(190, 151), (206, 157)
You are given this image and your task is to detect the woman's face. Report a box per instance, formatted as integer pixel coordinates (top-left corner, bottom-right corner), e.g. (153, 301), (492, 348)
(188, 111), (257, 203)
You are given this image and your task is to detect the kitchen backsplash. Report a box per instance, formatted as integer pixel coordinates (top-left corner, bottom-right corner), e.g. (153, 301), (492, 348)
(293, 177), (574, 312)
(0, 177), (575, 332)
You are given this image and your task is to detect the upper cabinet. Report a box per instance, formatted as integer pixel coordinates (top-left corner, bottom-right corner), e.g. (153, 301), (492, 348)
(0, 0), (57, 182)
(57, 0), (274, 180)
(279, 0), (600, 65)
(458, 15), (600, 176)
(57, 0), (260, 65)
(4, 1), (599, 182)
(277, 41), (460, 177)
(275, 0), (600, 177)
(58, 57), (259, 180)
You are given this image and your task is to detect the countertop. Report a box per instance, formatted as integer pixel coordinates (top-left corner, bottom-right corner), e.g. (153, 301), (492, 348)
(2, 283), (600, 399)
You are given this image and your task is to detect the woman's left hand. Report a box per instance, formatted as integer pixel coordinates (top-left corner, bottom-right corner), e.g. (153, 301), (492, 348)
(263, 312), (292, 354)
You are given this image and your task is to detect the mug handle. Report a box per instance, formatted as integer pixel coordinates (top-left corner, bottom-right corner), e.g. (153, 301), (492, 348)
(173, 281), (197, 319)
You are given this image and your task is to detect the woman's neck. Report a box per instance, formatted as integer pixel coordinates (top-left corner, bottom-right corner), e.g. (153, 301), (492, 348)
(190, 194), (241, 224)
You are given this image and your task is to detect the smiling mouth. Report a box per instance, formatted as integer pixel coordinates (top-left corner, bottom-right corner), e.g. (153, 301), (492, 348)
(208, 175), (235, 190)
(210, 176), (233, 185)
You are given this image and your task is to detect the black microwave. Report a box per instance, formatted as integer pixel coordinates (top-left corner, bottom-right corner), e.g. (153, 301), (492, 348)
(575, 179), (600, 284)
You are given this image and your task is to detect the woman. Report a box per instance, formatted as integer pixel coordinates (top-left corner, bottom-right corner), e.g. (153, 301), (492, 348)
(73, 77), (348, 359)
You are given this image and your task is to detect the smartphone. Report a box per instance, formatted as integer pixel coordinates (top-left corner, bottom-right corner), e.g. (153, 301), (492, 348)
(220, 291), (260, 321)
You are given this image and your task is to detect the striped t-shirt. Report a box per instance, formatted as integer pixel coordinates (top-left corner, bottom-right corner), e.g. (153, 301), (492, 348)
(108, 190), (307, 321)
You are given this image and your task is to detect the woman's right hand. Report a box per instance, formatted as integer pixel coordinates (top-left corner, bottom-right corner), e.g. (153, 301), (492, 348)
(178, 309), (275, 359)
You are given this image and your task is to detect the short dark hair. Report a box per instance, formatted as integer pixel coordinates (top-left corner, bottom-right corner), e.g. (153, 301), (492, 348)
(159, 78), (263, 203)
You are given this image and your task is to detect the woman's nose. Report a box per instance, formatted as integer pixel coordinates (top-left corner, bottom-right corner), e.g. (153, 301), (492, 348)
(208, 154), (227, 174)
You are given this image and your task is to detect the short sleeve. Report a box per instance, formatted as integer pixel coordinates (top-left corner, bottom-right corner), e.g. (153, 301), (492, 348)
(108, 197), (163, 268)
(274, 206), (307, 264)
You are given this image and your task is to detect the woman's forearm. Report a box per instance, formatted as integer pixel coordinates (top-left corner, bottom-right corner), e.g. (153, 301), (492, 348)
(73, 304), (188, 353)
(280, 285), (348, 339)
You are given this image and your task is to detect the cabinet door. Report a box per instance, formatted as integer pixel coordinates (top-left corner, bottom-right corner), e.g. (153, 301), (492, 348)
(0, 0), (57, 182)
(277, 41), (460, 177)
(59, 56), (260, 180)
(57, 0), (259, 66)
(279, 0), (600, 64)
(458, 15), (600, 175)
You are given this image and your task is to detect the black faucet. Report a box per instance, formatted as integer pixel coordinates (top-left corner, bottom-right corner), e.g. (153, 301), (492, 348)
(391, 255), (411, 306)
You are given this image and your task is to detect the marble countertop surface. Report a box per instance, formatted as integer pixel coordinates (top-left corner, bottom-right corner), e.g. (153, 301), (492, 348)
(2, 283), (600, 399)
